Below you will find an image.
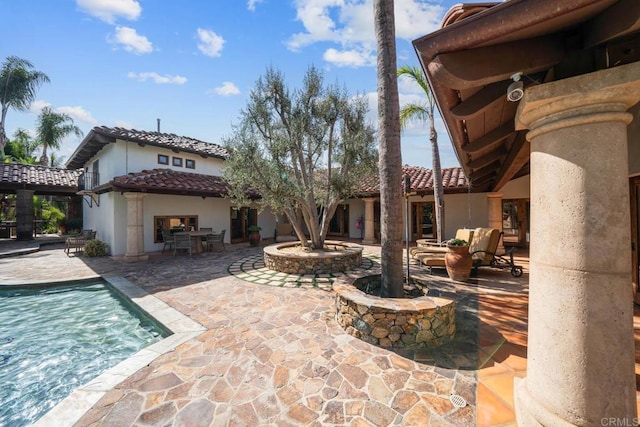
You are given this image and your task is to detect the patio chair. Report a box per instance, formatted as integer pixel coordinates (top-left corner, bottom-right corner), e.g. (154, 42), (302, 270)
(161, 229), (175, 254)
(64, 229), (96, 254)
(410, 228), (474, 258)
(173, 232), (195, 256)
(469, 228), (523, 277)
(205, 229), (226, 252)
(274, 223), (297, 242)
(416, 227), (523, 277)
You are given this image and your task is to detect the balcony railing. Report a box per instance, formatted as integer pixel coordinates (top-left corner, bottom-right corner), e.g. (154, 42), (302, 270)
(78, 172), (100, 192)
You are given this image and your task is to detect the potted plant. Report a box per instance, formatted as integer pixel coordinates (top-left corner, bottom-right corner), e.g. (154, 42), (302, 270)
(248, 225), (262, 247)
(58, 218), (67, 235)
(445, 238), (472, 281)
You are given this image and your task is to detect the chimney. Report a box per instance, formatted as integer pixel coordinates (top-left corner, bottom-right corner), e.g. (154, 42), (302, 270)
(157, 118), (161, 133)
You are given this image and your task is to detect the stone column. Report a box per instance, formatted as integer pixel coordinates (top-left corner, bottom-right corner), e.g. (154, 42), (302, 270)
(486, 192), (504, 254)
(16, 189), (34, 240)
(124, 193), (148, 262)
(362, 198), (376, 244)
(514, 62), (640, 426)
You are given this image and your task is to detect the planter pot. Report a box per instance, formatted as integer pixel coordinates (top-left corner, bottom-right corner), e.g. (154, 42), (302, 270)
(248, 231), (261, 247)
(445, 245), (472, 281)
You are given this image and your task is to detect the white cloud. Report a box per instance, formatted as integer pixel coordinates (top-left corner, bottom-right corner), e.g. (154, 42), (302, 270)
(323, 48), (374, 67)
(287, 0), (444, 68)
(247, 0), (264, 11)
(212, 82), (240, 96)
(398, 73), (424, 94)
(127, 71), (187, 85)
(197, 28), (225, 57)
(110, 26), (153, 54)
(56, 106), (98, 126)
(29, 100), (51, 114)
(76, 0), (142, 24)
(29, 100), (97, 125)
(127, 72), (187, 85)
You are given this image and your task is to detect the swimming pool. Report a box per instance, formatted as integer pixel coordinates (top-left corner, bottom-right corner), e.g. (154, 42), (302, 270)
(0, 279), (169, 427)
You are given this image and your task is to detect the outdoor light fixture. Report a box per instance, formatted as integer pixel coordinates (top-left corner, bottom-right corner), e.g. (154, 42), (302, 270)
(507, 72), (524, 102)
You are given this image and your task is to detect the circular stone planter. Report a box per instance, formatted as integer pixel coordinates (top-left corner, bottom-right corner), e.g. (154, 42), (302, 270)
(333, 274), (456, 349)
(263, 240), (363, 274)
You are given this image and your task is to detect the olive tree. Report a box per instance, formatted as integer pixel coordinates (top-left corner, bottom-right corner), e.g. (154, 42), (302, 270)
(223, 66), (377, 249)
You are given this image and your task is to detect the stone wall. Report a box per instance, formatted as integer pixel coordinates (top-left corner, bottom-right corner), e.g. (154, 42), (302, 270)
(333, 276), (455, 349)
(263, 241), (363, 274)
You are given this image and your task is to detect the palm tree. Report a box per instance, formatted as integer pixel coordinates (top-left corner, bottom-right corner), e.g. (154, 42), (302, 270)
(374, 0), (404, 298)
(6, 128), (41, 164)
(0, 56), (50, 158)
(36, 107), (83, 166)
(397, 65), (445, 243)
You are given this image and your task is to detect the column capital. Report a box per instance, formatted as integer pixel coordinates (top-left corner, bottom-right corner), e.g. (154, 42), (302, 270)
(516, 62), (640, 139)
(486, 192), (503, 199)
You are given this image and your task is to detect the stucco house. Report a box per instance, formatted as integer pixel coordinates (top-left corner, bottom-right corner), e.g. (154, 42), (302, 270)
(63, 126), (530, 260)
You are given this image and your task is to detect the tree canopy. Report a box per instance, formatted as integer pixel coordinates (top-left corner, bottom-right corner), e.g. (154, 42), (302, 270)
(0, 56), (50, 158)
(223, 66), (378, 249)
(36, 106), (83, 166)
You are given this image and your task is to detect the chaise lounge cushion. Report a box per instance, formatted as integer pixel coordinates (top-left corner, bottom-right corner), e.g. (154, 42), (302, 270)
(275, 223), (297, 242)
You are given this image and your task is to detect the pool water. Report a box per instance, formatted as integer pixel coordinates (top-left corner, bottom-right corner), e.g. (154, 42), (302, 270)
(0, 280), (168, 427)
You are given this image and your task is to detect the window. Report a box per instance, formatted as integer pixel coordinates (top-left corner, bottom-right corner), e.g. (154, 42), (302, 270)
(154, 215), (198, 242)
(158, 154), (169, 165)
(185, 159), (195, 169)
(172, 157), (183, 167)
(91, 159), (99, 189)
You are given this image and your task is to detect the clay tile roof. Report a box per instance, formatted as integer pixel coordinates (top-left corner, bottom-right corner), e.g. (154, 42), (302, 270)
(66, 126), (228, 170)
(106, 168), (238, 198)
(0, 163), (81, 195)
(359, 165), (469, 195)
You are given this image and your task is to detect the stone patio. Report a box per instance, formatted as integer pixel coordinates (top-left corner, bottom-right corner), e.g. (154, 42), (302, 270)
(3, 236), (629, 426)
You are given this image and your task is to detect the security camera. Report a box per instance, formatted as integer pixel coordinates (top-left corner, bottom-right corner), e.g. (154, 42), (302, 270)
(507, 73), (524, 102)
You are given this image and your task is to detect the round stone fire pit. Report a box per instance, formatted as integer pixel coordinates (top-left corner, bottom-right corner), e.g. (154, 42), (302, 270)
(263, 240), (363, 274)
(334, 274), (456, 349)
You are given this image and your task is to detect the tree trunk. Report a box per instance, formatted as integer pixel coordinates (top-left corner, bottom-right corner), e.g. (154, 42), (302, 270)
(375, 0), (404, 298)
(430, 116), (445, 242)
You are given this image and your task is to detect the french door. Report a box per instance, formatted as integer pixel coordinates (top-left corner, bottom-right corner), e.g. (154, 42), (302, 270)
(411, 202), (436, 241)
(502, 199), (530, 247)
(230, 207), (257, 243)
(328, 204), (350, 237)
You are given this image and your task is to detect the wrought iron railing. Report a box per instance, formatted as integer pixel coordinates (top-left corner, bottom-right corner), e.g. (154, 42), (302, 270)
(78, 172), (99, 191)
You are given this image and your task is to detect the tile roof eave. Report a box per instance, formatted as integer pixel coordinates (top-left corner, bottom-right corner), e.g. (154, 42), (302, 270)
(97, 182), (228, 198)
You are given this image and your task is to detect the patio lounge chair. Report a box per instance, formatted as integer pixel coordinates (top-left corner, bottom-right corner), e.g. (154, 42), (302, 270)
(410, 228), (475, 258)
(416, 227), (523, 277)
(64, 229), (96, 254)
(205, 229), (226, 252)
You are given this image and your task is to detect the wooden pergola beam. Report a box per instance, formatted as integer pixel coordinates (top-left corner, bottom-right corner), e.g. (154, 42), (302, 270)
(462, 122), (515, 154)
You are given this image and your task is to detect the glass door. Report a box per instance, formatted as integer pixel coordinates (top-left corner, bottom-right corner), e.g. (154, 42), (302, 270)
(328, 204), (350, 237)
(230, 207), (258, 243)
(502, 199), (530, 247)
(411, 202), (435, 241)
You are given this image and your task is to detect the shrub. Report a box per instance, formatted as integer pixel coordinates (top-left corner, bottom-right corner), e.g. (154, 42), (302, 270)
(447, 238), (468, 247)
(248, 225), (262, 233)
(84, 239), (109, 257)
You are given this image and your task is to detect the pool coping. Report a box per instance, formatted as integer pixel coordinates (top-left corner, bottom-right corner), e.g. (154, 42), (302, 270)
(31, 274), (206, 427)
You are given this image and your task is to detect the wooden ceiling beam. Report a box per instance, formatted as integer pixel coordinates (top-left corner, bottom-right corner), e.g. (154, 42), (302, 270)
(462, 122), (515, 154)
(428, 35), (566, 90)
(469, 163), (499, 181)
(467, 149), (505, 170)
(450, 80), (512, 120)
(585, 0), (640, 48)
(492, 131), (530, 191)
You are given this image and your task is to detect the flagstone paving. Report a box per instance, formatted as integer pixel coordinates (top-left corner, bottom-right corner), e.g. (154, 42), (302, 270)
(0, 238), (535, 426)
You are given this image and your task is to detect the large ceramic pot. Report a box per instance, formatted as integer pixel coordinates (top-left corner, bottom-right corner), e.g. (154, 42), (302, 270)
(445, 245), (472, 281)
(248, 231), (261, 247)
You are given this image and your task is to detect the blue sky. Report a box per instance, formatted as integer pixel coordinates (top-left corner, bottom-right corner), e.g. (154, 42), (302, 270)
(1, 0), (461, 169)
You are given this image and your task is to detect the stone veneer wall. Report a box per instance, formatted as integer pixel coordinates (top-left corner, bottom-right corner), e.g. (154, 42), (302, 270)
(333, 276), (456, 349)
(263, 241), (363, 274)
